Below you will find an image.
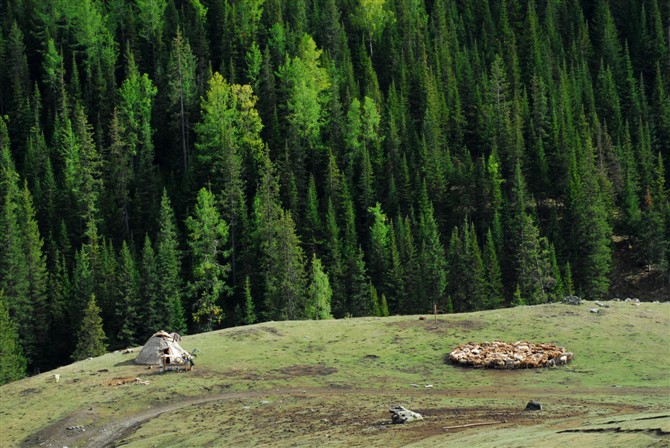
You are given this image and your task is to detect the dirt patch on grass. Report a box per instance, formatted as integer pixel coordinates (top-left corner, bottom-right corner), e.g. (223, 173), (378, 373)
(260, 326), (284, 336)
(224, 327), (262, 339)
(224, 326), (284, 340)
(105, 376), (149, 386)
(274, 364), (338, 377)
(21, 407), (100, 448)
(392, 318), (485, 333)
(20, 387), (39, 396)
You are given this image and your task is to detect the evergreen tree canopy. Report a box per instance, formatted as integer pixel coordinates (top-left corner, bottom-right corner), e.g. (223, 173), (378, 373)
(0, 0), (667, 382)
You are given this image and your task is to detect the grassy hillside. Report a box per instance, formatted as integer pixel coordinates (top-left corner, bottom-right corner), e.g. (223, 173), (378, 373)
(2, 300), (669, 448)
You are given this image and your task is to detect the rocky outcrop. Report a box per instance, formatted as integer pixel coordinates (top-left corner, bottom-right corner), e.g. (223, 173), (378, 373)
(563, 295), (582, 305)
(525, 400), (542, 411)
(448, 341), (573, 369)
(390, 405), (423, 424)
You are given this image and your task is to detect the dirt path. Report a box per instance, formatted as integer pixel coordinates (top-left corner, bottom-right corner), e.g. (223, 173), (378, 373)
(25, 385), (661, 448)
(88, 389), (295, 447)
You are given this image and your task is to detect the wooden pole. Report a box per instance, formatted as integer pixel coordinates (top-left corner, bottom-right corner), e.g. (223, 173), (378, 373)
(434, 303), (437, 323)
(443, 421), (503, 430)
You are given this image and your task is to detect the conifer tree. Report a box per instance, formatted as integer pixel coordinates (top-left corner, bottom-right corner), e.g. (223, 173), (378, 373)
(196, 73), (261, 289)
(250, 147), (283, 320)
(102, 109), (132, 241)
(240, 275), (257, 325)
(72, 294), (107, 361)
(118, 51), (158, 236)
(46, 250), (72, 367)
(567, 135), (612, 299)
(323, 198), (346, 317)
(304, 174), (322, 256)
(516, 213), (553, 305)
(139, 235), (160, 339)
(548, 244), (565, 301)
(23, 125), (56, 237)
(17, 183), (49, 366)
(0, 127), (33, 362)
(347, 245), (370, 317)
(564, 261), (575, 296)
(0, 289), (26, 384)
(1, 0), (668, 367)
(6, 22), (31, 147)
(277, 33), (330, 149)
(417, 182), (447, 313)
(447, 221), (486, 312)
(384, 221), (405, 314)
(482, 228), (504, 309)
(511, 284), (525, 307)
(71, 248), (95, 344)
(166, 29), (198, 173)
(367, 202), (389, 294)
(369, 282), (380, 317)
(186, 188), (230, 332)
(264, 210), (308, 320)
(395, 215), (419, 314)
(156, 190), (186, 333)
(380, 294), (389, 317)
(306, 254), (333, 320)
(96, 238), (118, 333)
(114, 240), (140, 348)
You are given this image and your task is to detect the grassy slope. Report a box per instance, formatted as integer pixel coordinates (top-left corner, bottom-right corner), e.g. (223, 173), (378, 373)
(1, 300), (668, 447)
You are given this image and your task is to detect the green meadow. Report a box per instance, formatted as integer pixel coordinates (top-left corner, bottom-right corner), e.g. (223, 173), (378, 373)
(2, 300), (668, 447)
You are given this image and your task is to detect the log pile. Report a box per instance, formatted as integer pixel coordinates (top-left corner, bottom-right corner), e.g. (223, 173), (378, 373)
(449, 341), (573, 369)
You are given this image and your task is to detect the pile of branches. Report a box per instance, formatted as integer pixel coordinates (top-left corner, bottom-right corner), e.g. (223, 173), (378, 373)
(449, 341), (573, 369)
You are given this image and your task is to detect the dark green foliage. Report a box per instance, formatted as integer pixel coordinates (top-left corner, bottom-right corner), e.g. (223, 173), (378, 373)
(139, 235), (160, 340)
(306, 254), (333, 320)
(186, 188), (230, 332)
(263, 210), (308, 320)
(113, 240), (140, 349)
(72, 295), (107, 361)
(482, 229), (504, 309)
(516, 213), (554, 305)
(240, 275), (257, 325)
(0, 289), (27, 384)
(0, 0), (667, 381)
(156, 190), (186, 333)
(417, 183), (447, 313)
(447, 220), (486, 312)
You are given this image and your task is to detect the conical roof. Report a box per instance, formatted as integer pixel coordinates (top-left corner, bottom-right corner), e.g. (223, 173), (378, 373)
(135, 331), (189, 365)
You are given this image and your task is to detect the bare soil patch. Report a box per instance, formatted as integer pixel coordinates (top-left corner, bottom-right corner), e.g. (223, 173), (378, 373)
(20, 387), (39, 396)
(274, 364), (338, 376)
(391, 318), (485, 333)
(105, 376), (149, 386)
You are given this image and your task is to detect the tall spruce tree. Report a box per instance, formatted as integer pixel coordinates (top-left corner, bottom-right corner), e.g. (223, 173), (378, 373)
(139, 235), (160, 339)
(482, 228), (504, 309)
(263, 209), (308, 320)
(417, 182), (448, 313)
(114, 240), (140, 348)
(0, 289), (27, 384)
(306, 254), (333, 320)
(72, 294), (107, 361)
(156, 190), (186, 333)
(1, 124), (33, 363)
(516, 213), (554, 305)
(186, 188), (230, 332)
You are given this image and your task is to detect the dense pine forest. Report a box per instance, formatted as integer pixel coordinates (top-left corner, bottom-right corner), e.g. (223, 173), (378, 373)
(0, 0), (668, 382)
